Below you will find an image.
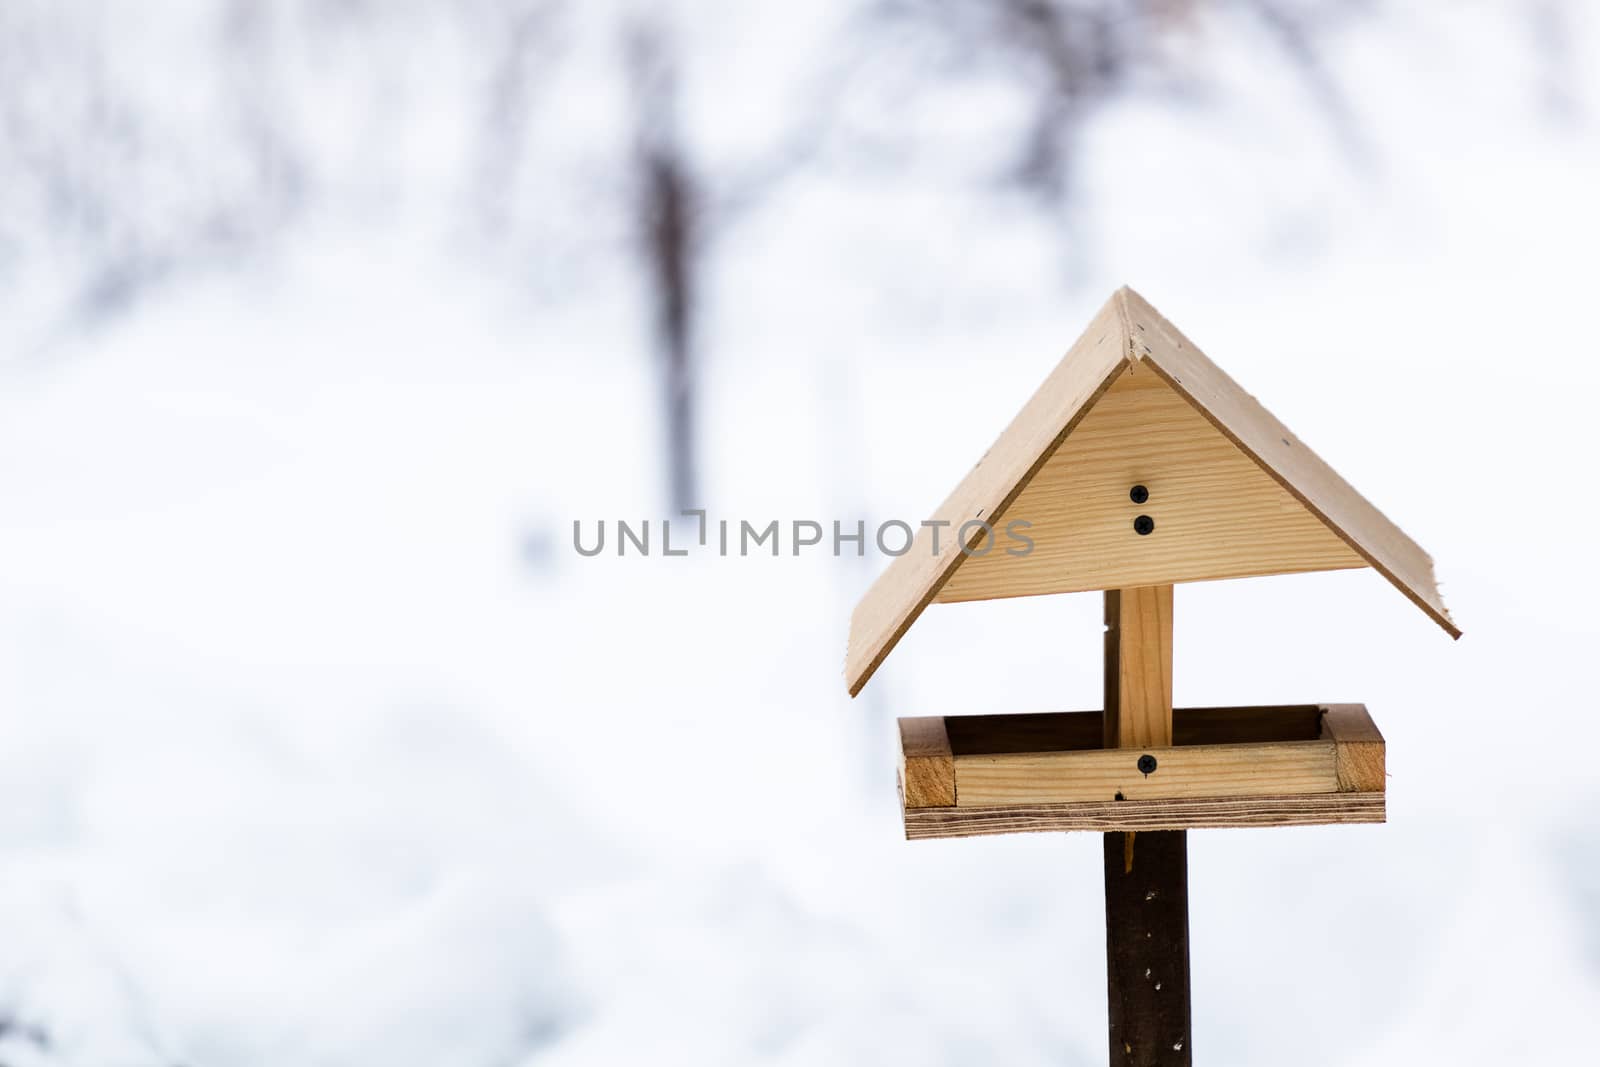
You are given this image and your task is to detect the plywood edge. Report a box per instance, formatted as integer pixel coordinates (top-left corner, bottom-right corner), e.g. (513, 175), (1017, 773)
(844, 293), (1133, 696)
(904, 792), (1385, 839)
(898, 716), (956, 807)
(1120, 287), (1459, 640)
(1321, 703), (1387, 793)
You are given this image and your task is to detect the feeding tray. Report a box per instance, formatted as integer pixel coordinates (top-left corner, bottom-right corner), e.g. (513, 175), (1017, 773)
(898, 703), (1385, 839)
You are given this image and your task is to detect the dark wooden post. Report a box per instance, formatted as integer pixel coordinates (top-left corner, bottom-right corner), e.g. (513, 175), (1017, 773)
(1103, 586), (1191, 1066)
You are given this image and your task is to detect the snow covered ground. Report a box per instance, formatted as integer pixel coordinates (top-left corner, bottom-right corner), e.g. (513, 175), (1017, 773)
(2, 2), (1598, 1064)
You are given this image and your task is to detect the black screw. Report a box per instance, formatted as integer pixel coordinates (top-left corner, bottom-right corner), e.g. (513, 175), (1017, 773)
(1133, 515), (1155, 536)
(1129, 484), (1149, 504)
(1138, 754), (1158, 775)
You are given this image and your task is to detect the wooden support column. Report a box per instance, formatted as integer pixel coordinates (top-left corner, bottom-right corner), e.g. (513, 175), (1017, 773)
(1104, 585), (1174, 749)
(1103, 586), (1191, 1066)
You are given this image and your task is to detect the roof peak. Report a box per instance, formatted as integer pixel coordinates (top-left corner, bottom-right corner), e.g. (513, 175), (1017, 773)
(844, 287), (1456, 697)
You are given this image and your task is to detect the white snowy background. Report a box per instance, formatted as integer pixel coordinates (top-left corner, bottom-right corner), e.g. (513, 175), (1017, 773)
(2, 1), (1597, 1064)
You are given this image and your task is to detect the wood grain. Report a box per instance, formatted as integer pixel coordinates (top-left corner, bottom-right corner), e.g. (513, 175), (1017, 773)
(937, 370), (1364, 602)
(845, 285), (1456, 699)
(955, 739), (1337, 806)
(1322, 702), (1386, 792)
(1104, 586), (1175, 749)
(903, 791), (1385, 839)
(844, 293), (1131, 696)
(896, 704), (1385, 834)
(1120, 287), (1458, 638)
(1102, 581), (1190, 1065)
(898, 716), (956, 808)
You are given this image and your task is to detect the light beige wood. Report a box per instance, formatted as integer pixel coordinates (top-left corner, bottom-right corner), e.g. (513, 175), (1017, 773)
(894, 704), (1386, 831)
(1105, 584), (1158, 881)
(1104, 586), (1175, 749)
(844, 286), (1456, 699)
(898, 716), (956, 807)
(1120, 287), (1458, 638)
(954, 739), (1337, 806)
(1103, 584), (1177, 871)
(903, 792), (1384, 839)
(937, 372), (1364, 602)
(1322, 702), (1386, 792)
(844, 294), (1131, 696)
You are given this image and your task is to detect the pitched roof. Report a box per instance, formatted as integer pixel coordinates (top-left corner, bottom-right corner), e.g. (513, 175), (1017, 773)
(845, 286), (1457, 697)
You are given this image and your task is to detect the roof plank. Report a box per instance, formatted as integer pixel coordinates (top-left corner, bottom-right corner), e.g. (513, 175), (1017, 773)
(844, 293), (1131, 696)
(1121, 288), (1458, 639)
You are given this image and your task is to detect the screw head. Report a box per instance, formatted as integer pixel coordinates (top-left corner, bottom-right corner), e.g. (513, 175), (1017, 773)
(1133, 515), (1155, 536)
(1129, 484), (1149, 504)
(1137, 754), (1158, 775)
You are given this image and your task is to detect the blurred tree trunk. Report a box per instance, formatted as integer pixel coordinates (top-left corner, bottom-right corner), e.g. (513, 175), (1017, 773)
(628, 21), (700, 512)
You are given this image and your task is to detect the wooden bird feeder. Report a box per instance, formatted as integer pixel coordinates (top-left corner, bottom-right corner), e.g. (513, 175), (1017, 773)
(844, 287), (1456, 1065)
